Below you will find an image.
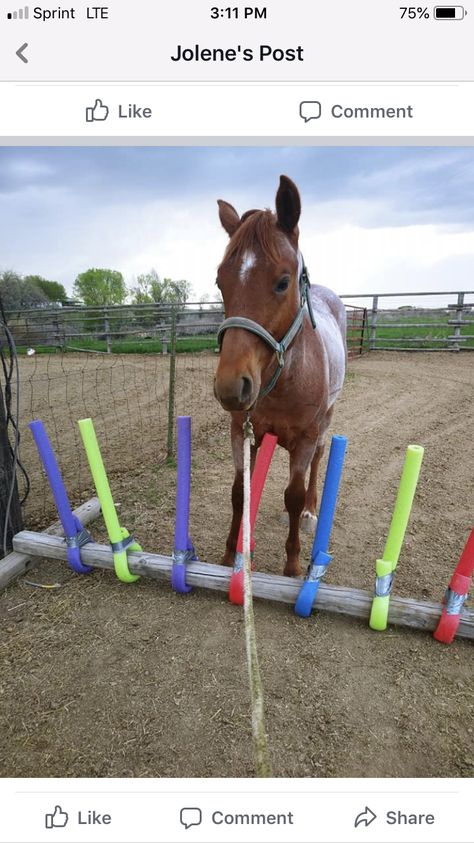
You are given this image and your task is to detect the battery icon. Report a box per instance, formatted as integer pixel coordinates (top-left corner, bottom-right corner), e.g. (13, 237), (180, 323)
(434, 6), (466, 17)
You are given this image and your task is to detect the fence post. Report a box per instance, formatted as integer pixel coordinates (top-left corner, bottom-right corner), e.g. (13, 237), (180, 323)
(52, 313), (60, 352)
(103, 309), (112, 354)
(369, 295), (379, 350)
(449, 292), (464, 352)
(360, 307), (368, 354)
(166, 308), (177, 459)
(0, 369), (23, 557)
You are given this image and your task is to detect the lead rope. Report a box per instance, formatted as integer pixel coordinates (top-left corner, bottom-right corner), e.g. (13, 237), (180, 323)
(242, 415), (273, 777)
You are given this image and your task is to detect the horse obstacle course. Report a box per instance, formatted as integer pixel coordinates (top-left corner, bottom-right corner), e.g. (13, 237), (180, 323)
(6, 414), (474, 643)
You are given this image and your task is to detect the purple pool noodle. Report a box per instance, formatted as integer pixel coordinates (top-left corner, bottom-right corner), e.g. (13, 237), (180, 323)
(172, 416), (193, 593)
(174, 416), (192, 551)
(29, 420), (92, 574)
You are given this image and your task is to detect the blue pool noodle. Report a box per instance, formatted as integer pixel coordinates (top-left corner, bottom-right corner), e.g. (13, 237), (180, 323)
(295, 434), (347, 617)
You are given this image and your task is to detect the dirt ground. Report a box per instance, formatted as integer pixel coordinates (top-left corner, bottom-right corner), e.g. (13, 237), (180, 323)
(1, 351), (473, 778)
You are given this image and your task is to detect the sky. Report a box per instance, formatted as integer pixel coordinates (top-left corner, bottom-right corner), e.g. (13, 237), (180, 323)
(1, 145), (474, 307)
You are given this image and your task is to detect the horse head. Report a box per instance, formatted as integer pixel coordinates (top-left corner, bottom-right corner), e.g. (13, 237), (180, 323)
(214, 175), (304, 412)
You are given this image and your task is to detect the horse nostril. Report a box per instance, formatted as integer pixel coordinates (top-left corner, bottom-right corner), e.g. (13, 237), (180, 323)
(240, 376), (253, 405)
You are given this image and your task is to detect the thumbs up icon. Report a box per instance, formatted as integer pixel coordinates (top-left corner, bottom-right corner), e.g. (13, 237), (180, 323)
(45, 805), (69, 828)
(85, 98), (109, 122)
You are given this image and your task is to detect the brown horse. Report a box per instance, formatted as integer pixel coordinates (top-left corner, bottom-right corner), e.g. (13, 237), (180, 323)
(214, 175), (347, 577)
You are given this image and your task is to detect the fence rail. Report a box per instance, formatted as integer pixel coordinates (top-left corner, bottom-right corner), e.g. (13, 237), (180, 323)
(4, 290), (473, 354)
(340, 290), (474, 352)
(3, 300), (368, 358)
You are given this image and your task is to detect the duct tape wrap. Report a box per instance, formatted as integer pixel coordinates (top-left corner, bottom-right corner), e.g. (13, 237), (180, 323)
(65, 516), (94, 574)
(229, 552), (248, 605)
(110, 528), (143, 583)
(434, 529), (474, 644)
(233, 551), (245, 574)
(294, 550), (332, 618)
(29, 420), (93, 574)
(375, 572), (394, 597)
(65, 527), (92, 549)
(171, 547), (195, 594)
(444, 587), (467, 616)
(110, 535), (136, 554)
(369, 559), (393, 631)
(306, 561), (332, 583)
(434, 586), (469, 644)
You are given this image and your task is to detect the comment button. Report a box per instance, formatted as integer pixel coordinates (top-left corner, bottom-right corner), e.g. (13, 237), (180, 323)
(180, 807), (202, 830)
(299, 101), (322, 121)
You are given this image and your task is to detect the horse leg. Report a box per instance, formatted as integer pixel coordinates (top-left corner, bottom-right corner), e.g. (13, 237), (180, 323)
(221, 421), (256, 567)
(284, 438), (316, 577)
(301, 407), (335, 533)
(300, 446), (324, 534)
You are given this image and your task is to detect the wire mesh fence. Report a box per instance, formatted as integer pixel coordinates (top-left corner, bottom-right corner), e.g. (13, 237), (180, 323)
(16, 353), (172, 527)
(1, 300), (366, 541)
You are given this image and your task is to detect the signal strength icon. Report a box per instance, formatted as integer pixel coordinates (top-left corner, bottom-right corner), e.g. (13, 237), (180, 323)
(7, 5), (29, 19)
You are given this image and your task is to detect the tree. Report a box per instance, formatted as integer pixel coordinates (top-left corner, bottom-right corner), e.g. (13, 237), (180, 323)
(73, 268), (127, 306)
(130, 269), (192, 306)
(25, 276), (68, 304)
(130, 271), (154, 304)
(159, 277), (192, 305)
(0, 270), (48, 311)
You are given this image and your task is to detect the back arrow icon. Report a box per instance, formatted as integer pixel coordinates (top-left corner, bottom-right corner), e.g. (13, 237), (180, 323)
(16, 43), (28, 64)
(354, 806), (377, 828)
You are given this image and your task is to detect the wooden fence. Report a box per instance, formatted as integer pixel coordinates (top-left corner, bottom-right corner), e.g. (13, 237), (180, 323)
(3, 301), (368, 358)
(4, 291), (473, 354)
(340, 290), (474, 351)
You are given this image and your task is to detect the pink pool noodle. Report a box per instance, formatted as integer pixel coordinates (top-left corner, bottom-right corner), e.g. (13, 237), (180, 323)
(228, 432), (278, 605)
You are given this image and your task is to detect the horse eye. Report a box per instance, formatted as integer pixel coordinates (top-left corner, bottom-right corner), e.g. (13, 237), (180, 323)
(274, 276), (290, 294)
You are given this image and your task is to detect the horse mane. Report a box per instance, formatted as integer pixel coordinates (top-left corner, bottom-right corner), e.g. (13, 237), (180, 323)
(223, 209), (282, 265)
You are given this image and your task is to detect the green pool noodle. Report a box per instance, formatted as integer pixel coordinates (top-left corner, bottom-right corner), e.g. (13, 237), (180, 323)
(369, 445), (424, 631)
(383, 445), (424, 570)
(78, 418), (141, 583)
(369, 558), (394, 631)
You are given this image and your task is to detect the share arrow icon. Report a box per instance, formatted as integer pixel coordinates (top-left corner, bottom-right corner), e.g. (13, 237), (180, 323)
(354, 806), (377, 828)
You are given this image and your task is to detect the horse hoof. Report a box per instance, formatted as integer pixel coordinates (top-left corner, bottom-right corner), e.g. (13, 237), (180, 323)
(221, 552), (235, 567)
(301, 511), (317, 534)
(284, 565), (303, 578)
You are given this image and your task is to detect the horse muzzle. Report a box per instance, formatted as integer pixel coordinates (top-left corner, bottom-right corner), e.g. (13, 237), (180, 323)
(213, 373), (258, 412)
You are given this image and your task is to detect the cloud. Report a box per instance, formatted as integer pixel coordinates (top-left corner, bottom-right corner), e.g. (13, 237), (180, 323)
(0, 146), (473, 303)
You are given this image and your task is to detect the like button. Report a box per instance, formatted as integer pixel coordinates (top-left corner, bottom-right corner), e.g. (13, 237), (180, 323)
(45, 806), (69, 829)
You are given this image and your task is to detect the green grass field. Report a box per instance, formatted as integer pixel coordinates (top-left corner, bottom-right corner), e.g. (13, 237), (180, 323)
(14, 309), (474, 354)
(16, 335), (219, 355)
(373, 311), (474, 349)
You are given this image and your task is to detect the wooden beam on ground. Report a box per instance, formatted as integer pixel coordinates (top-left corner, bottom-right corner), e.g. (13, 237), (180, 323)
(0, 498), (101, 591)
(11, 530), (474, 641)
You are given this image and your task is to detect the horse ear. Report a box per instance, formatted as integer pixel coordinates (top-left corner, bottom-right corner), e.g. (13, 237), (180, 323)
(217, 200), (241, 237)
(275, 175), (301, 233)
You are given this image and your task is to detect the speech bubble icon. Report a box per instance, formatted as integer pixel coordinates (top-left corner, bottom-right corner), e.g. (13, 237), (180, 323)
(180, 807), (202, 830)
(299, 100), (322, 122)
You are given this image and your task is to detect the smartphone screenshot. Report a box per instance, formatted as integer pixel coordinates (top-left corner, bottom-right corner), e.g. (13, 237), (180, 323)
(0, 2), (473, 842)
